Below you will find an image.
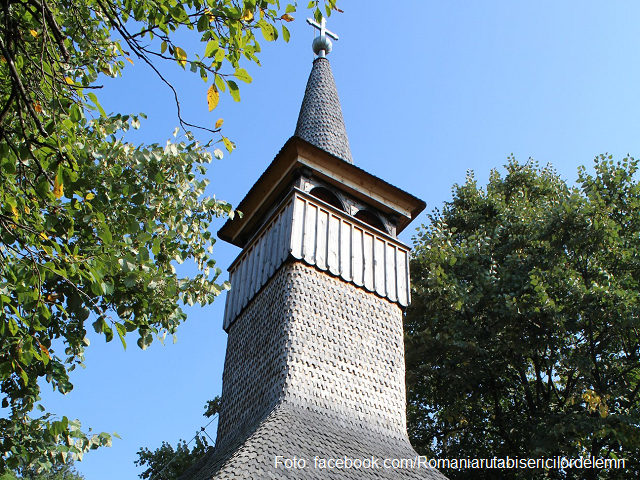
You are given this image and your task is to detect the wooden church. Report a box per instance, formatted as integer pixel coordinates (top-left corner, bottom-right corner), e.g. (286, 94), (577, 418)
(181, 18), (448, 480)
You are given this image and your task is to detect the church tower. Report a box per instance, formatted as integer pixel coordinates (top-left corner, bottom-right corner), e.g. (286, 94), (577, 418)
(182, 18), (447, 480)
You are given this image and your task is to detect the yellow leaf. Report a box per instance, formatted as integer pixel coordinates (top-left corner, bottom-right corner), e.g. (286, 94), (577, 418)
(46, 293), (62, 303)
(39, 231), (49, 241)
(207, 85), (219, 111)
(215, 118), (224, 129)
(242, 9), (254, 21)
(126, 57), (134, 65)
(53, 174), (64, 199)
(39, 342), (51, 359)
(175, 47), (187, 67)
(11, 206), (18, 219)
(24, 205), (30, 214)
(65, 77), (74, 84)
(281, 13), (294, 22)
(30, 29), (38, 37)
(34, 102), (42, 113)
(85, 192), (95, 200)
(599, 403), (608, 418)
(222, 136), (234, 152)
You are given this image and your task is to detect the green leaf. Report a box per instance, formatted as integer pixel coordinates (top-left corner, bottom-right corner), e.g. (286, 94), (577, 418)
(152, 237), (161, 255)
(215, 74), (227, 93)
(137, 332), (153, 350)
(87, 92), (106, 117)
(259, 22), (276, 41)
(234, 68), (252, 84)
(132, 193), (145, 205)
(2, 158), (16, 174)
(138, 232), (152, 243)
(227, 80), (241, 102)
(282, 25), (290, 43)
(70, 104), (83, 123)
(115, 323), (127, 350)
(7, 318), (18, 336)
(204, 40), (218, 58)
(100, 226), (113, 244)
(197, 14), (209, 32)
(92, 318), (106, 335)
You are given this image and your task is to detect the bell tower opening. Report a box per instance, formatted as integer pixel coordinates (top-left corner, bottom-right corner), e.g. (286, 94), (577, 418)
(354, 209), (387, 233)
(309, 186), (345, 211)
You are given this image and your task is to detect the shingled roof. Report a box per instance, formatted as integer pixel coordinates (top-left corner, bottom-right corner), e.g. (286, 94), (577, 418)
(181, 404), (448, 480)
(294, 57), (353, 164)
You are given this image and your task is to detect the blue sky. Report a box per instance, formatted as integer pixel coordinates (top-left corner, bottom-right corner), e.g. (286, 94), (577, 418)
(36, 1), (640, 479)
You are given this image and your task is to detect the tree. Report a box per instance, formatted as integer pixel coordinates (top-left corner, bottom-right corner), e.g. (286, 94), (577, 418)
(0, 0), (342, 472)
(406, 156), (640, 479)
(134, 396), (220, 480)
(15, 461), (85, 480)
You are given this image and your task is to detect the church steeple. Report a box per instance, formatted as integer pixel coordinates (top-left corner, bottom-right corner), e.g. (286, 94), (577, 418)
(180, 16), (447, 480)
(293, 18), (353, 163)
(294, 58), (353, 163)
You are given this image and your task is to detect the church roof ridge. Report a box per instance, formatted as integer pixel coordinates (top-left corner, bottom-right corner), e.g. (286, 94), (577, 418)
(294, 56), (353, 164)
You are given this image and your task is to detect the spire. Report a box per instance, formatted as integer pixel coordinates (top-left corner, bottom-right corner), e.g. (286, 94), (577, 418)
(293, 18), (353, 164)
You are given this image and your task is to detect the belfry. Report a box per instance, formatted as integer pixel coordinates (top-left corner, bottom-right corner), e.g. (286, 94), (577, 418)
(182, 18), (447, 480)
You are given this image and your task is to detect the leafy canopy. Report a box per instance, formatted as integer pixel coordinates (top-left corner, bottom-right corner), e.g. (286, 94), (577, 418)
(0, 0), (342, 473)
(406, 156), (640, 480)
(5, 460), (84, 480)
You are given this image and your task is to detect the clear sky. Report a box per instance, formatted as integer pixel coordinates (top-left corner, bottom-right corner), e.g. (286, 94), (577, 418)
(36, 1), (640, 479)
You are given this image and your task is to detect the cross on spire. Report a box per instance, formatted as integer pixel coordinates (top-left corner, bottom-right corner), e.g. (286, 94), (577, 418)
(306, 17), (338, 57)
(306, 17), (339, 40)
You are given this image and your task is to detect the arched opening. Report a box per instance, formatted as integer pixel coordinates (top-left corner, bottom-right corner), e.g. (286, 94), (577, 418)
(310, 187), (345, 211)
(354, 209), (387, 233)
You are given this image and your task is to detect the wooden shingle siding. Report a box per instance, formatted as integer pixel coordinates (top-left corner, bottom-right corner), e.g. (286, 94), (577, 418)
(223, 190), (411, 330)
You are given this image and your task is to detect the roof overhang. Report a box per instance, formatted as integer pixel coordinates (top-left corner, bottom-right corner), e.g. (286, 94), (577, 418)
(218, 136), (426, 248)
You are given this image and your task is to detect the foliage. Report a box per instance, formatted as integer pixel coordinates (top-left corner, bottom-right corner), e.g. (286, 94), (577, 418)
(202, 396), (221, 419)
(16, 461), (85, 480)
(406, 156), (640, 479)
(136, 435), (210, 480)
(134, 396), (220, 480)
(0, 0), (342, 472)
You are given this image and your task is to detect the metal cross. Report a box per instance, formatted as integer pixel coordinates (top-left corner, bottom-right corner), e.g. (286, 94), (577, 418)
(306, 17), (339, 41)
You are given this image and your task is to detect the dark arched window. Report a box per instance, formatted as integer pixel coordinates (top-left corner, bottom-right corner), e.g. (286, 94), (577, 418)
(355, 209), (387, 232)
(310, 187), (345, 211)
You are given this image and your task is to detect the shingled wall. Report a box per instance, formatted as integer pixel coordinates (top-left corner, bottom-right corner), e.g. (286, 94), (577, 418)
(182, 260), (447, 479)
(217, 260), (408, 448)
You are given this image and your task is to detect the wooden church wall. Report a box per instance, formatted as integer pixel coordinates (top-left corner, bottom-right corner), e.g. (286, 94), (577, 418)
(223, 189), (411, 330)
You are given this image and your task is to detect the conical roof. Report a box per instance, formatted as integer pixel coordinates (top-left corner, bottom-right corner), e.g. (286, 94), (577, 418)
(294, 57), (353, 164)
